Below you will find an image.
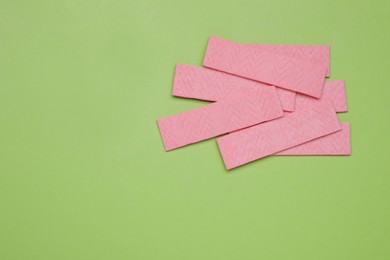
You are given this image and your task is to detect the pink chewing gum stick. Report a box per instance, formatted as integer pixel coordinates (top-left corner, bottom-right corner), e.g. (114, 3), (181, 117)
(203, 36), (327, 98)
(173, 64), (296, 111)
(277, 123), (351, 155)
(247, 43), (330, 77)
(158, 87), (283, 151)
(295, 80), (348, 112)
(217, 102), (341, 170)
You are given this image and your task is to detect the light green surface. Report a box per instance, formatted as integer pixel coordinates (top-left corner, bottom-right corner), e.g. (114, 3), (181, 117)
(1, 1), (389, 259)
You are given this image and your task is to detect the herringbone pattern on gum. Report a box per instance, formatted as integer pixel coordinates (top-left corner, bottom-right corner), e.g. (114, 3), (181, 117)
(217, 103), (341, 169)
(277, 123), (350, 155)
(158, 88), (283, 151)
(173, 64), (295, 111)
(204, 36), (327, 98)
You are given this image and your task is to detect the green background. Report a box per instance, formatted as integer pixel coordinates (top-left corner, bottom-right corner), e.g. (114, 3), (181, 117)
(1, 0), (389, 259)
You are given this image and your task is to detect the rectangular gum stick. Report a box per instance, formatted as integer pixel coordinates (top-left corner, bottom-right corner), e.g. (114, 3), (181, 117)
(247, 43), (330, 77)
(216, 102), (341, 170)
(173, 64), (296, 111)
(295, 80), (347, 112)
(158, 87), (283, 151)
(277, 123), (351, 155)
(203, 35), (327, 98)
